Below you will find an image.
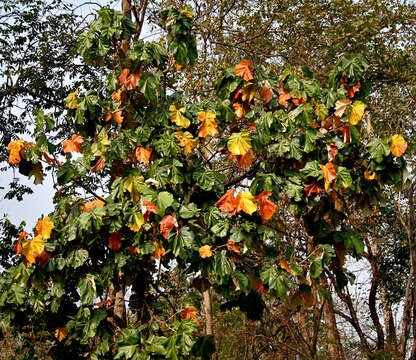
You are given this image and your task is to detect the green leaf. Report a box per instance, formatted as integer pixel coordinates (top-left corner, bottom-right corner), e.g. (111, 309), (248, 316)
(179, 203), (200, 219)
(157, 191), (174, 216)
(310, 257), (323, 279)
(336, 166), (353, 189)
(214, 250), (232, 278)
(301, 160), (322, 178)
(210, 220), (229, 238)
(78, 276), (95, 305)
(57, 162), (75, 185)
(138, 73), (160, 104)
(140, 241), (156, 255)
(170, 226), (194, 258)
(69, 249), (89, 268)
(367, 138), (390, 163)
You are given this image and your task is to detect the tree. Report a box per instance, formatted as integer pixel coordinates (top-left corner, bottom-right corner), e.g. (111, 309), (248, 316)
(0, 2), (410, 360)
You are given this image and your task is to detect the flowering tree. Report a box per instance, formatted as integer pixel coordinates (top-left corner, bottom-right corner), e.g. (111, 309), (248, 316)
(0, 4), (408, 359)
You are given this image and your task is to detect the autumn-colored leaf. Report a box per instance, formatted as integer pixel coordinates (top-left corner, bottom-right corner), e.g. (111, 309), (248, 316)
(292, 97), (307, 106)
(390, 134), (407, 157)
(118, 68), (130, 85)
(37, 250), (51, 268)
(236, 191), (257, 215)
(83, 199), (105, 212)
(216, 189), (237, 214)
(113, 110), (124, 125)
(254, 190), (277, 220)
(152, 241), (166, 259)
(233, 102), (244, 118)
(199, 245), (213, 258)
(278, 88), (292, 106)
(257, 280), (266, 294)
(35, 216), (54, 240)
(126, 212), (144, 232)
(226, 239), (240, 255)
(261, 86), (273, 104)
(341, 78), (361, 98)
(22, 235), (44, 264)
(63, 134), (84, 153)
(65, 89), (79, 109)
(326, 143), (338, 162)
(7, 138), (25, 165)
(94, 298), (113, 309)
(304, 182), (323, 197)
(125, 70), (142, 90)
(170, 105), (190, 128)
(364, 169), (376, 180)
(320, 163), (337, 191)
(340, 124), (351, 143)
(55, 327), (68, 342)
(175, 131), (198, 153)
(237, 151), (253, 172)
(227, 131), (252, 156)
(241, 84), (255, 103)
(13, 231), (28, 256)
(128, 246), (139, 255)
(28, 162), (45, 185)
(108, 232), (122, 251)
(235, 59), (254, 81)
(112, 88), (123, 102)
(280, 259), (291, 274)
(349, 100), (366, 125)
(160, 214), (178, 239)
(182, 306), (200, 326)
(135, 147), (152, 163)
(142, 200), (158, 221)
(334, 99), (351, 118)
(198, 111), (219, 138)
(91, 157), (105, 172)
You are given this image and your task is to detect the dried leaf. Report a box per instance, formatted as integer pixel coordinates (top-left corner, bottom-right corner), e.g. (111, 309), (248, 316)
(261, 86), (273, 104)
(254, 190), (277, 220)
(7, 139), (25, 165)
(55, 327), (68, 342)
(63, 134), (84, 153)
(304, 182), (323, 197)
(91, 157), (105, 172)
(216, 189), (237, 214)
(198, 111), (218, 138)
(160, 214), (178, 239)
(334, 99), (351, 118)
(226, 239), (240, 255)
(135, 147), (152, 163)
(278, 88), (292, 106)
(235, 59), (254, 81)
(199, 245), (213, 258)
(152, 241), (166, 259)
(83, 199), (105, 212)
(29, 162), (45, 185)
(390, 134), (407, 157)
(108, 232), (122, 251)
(233, 102), (244, 118)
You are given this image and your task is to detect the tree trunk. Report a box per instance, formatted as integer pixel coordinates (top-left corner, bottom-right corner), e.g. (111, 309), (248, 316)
(322, 278), (344, 360)
(380, 283), (398, 355)
(203, 287), (214, 336)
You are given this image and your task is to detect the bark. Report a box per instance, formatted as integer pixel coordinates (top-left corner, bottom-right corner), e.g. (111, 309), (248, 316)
(109, 270), (127, 329)
(203, 287), (214, 336)
(400, 181), (416, 358)
(380, 284), (398, 355)
(322, 278), (344, 360)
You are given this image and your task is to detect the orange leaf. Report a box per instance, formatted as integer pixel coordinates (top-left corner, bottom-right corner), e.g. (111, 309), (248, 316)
(83, 199), (105, 212)
(215, 189), (237, 214)
(125, 70), (142, 90)
(326, 143), (338, 162)
(254, 191), (277, 220)
(235, 59), (254, 81)
(278, 88), (292, 106)
(113, 110), (124, 125)
(256, 280), (265, 294)
(198, 111), (218, 138)
(182, 306), (200, 326)
(62, 134), (84, 153)
(226, 239), (240, 255)
(390, 134), (407, 157)
(237, 152), (253, 173)
(142, 200), (158, 221)
(160, 214), (178, 239)
(261, 86), (273, 104)
(128, 246), (139, 255)
(233, 103), (244, 118)
(13, 231), (28, 256)
(118, 68), (130, 86)
(280, 259), (291, 273)
(55, 327), (68, 342)
(35, 216), (54, 240)
(320, 163), (337, 191)
(152, 241), (166, 259)
(91, 157), (105, 172)
(199, 245), (213, 258)
(108, 232), (122, 251)
(304, 182), (322, 197)
(135, 147), (152, 163)
(341, 78), (361, 99)
(112, 88), (123, 102)
(7, 139), (25, 165)
(292, 97), (306, 106)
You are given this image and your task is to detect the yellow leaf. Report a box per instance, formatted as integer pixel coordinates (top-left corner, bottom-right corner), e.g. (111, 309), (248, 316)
(22, 235), (44, 264)
(175, 131), (198, 153)
(65, 89), (79, 109)
(170, 105), (190, 128)
(35, 216), (54, 240)
(334, 99), (351, 118)
(199, 245), (213, 258)
(236, 191), (258, 215)
(390, 134), (407, 157)
(198, 111), (219, 138)
(364, 169), (376, 180)
(227, 131), (252, 156)
(241, 85), (255, 103)
(7, 138), (25, 165)
(349, 100), (366, 125)
(127, 212), (144, 232)
(152, 241), (166, 259)
(179, 7), (193, 18)
(124, 173), (145, 203)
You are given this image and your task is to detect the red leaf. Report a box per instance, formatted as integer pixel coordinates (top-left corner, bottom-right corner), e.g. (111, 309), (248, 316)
(235, 59), (254, 81)
(91, 157), (105, 172)
(304, 182), (323, 197)
(340, 125), (351, 143)
(226, 239), (240, 255)
(257, 280), (265, 294)
(326, 143), (338, 162)
(108, 232), (122, 251)
(237, 152), (253, 172)
(142, 200), (158, 221)
(254, 190), (277, 220)
(341, 78), (361, 99)
(13, 231), (28, 256)
(160, 214), (178, 239)
(36, 251), (51, 268)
